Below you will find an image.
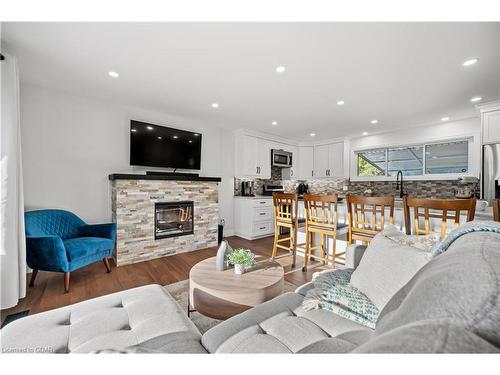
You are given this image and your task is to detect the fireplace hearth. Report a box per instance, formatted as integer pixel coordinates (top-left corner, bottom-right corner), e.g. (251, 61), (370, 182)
(155, 201), (194, 239)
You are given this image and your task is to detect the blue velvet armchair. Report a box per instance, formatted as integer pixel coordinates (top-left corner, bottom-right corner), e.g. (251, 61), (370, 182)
(25, 209), (116, 293)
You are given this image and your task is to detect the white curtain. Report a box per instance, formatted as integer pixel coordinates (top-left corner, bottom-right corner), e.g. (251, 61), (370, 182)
(0, 52), (26, 309)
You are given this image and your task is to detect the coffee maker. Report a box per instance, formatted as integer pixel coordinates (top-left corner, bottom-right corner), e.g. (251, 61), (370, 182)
(297, 182), (309, 197)
(241, 181), (255, 196)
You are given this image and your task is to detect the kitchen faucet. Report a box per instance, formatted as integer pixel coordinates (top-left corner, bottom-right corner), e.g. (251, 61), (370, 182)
(396, 170), (407, 198)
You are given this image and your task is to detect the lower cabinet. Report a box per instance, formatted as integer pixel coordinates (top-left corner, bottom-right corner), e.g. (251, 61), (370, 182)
(234, 197), (275, 240)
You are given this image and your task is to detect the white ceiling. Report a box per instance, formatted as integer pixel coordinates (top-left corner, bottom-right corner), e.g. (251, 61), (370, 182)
(2, 22), (500, 140)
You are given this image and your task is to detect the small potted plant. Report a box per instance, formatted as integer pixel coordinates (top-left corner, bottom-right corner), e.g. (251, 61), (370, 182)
(227, 248), (256, 275)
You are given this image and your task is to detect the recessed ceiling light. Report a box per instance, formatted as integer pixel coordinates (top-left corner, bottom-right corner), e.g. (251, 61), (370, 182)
(441, 117), (450, 122)
(362, 132), (369, 136)
(211, 103), (219, 108)
(193, 133), (200, 137)
(271, 121), (278, 126)
(157, 136), (162, 140)
(463, 58), (479, 67)
(173, 135), (179, 139)
(310, 132), (316, 137)
(432, 156), (438, 159)
(470, 96), (482, 103)
(276, 66), (286, 73)
(131, 129), (137, 132)
(108, 71), (119, 78)
(147, 126), (153, 130)
(370, 120), (378, 124)
(337, 100), (345, 106)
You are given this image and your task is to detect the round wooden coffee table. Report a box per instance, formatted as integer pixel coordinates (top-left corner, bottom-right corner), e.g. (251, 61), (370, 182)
(189, 256), (284, 320)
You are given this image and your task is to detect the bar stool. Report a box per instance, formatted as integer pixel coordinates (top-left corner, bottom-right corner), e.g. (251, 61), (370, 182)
(346, 194), (395, 245)
(493, 199), (500, 222)
(271, 192), (298, 268)
(302, 194), (342, 272)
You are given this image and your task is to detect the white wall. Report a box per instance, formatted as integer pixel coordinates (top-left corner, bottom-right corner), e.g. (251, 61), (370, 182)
(348, 117), (481, 179)
(20, 83), (234, 234)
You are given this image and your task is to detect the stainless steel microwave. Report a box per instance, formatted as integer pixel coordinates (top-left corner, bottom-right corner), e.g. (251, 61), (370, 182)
(271, 149), (293, 168)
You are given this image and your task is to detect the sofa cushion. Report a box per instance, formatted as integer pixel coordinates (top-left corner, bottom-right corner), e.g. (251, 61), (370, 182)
(201, 292), (371, 353)
(1, 284), (201, 353)
(354, 321), (500, 353)
(376, 231), (500, 348)
(349, 230), (430, 310)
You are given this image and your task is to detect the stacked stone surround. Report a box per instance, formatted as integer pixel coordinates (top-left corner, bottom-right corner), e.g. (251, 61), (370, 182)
(112, 179), (219, 266)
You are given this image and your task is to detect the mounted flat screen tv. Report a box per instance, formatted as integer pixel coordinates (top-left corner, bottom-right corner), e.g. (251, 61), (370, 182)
(130, 120), (202, 170)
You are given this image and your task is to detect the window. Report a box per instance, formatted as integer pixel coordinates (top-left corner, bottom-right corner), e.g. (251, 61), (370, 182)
(355, 139), (470, 178)
(425, 141), (468, 174)
(357, 149), (386, 177)
(387, 146), (423, 177)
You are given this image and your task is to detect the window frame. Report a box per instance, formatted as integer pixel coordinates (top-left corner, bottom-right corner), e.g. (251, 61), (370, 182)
(352, 137), (473, 181)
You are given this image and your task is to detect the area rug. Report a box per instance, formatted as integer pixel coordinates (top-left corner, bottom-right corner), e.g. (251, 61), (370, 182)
(165, 279), (298, 334)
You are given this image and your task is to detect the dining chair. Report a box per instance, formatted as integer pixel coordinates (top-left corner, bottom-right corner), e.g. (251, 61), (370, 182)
(402, 196), (476, 239)
(493, 199), (500, 222)
(345, 194), (395, 245)
(302, 194), (343, 272)
(271, 192), (299, 268)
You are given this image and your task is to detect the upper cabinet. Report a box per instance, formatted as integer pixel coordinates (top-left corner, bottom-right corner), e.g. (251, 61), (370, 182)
(277, 143), (299, 180)
(314, 142), (344, 178)
(482, 110), (500, 144)
(297, 146), (314, 179)
(234, 133), (271, 179)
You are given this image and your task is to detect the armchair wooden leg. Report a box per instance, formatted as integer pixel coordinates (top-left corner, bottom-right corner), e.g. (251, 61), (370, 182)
(29, 270), (38, 287)
(64, 272), (70, 293)
(103, 258), (111, 273)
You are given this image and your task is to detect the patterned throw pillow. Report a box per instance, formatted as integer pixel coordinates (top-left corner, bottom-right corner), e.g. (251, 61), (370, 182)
(381, 225), (440, 253)
(302, 269), (379, 329)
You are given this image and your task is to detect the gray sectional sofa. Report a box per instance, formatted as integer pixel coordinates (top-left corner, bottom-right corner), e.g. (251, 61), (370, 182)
(2, 231), (500, 353)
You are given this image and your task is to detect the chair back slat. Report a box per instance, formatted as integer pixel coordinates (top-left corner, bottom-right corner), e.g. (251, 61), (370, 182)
(346, 195), (395, 244)
(403, 196), (476, 240)
(303, 194), (339, 230)
(273, 192), (298, 224)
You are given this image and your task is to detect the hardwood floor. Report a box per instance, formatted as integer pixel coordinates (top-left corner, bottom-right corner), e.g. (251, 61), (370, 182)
(1, 235), (333, 324)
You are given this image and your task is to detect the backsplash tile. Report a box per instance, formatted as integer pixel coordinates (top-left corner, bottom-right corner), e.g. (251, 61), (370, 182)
(234, 171), (479, 199)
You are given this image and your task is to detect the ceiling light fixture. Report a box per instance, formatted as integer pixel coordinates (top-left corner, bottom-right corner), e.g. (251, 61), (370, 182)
(337, 100), (345, 106)
(463, 58), (479, 67)
(108, 71), (119, 78)
(310, 132), (316, 137)
(441, 117), (450, 122)
(272, 121), (278, 126)
(193, 133), (200, 137)
(276, 66), (286, 73)
(470, 96), (482, 103)
(370, 120), (378, 124)
(211, 103), (219, 108)
(147, 126), (153, 130)
(362, 132), (369, 136)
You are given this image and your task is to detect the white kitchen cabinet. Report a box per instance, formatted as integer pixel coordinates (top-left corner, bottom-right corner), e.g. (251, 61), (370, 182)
(482, 110), (500, 144)
(314, 142), (344, 178)
(297, 146), (314, 179)
(233, 197), (274, 240)
(234, 133), (271, 179)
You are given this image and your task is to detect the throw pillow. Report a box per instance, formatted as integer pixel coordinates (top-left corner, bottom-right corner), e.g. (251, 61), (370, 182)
(349, 229), (431, 311)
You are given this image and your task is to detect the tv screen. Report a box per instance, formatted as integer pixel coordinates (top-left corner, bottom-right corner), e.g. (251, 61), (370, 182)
(130, 120), (202, 170)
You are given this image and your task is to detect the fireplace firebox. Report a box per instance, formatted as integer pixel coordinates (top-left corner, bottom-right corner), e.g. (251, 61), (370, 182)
(154, 201), (194, 240)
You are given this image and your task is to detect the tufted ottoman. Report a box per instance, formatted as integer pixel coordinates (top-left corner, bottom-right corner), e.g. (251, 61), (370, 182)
(1, 284), (206, 353)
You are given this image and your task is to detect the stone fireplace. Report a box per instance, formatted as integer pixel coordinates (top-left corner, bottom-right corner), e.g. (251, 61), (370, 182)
(155, 201), (194, 240)
(110, 174), (221, 266)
